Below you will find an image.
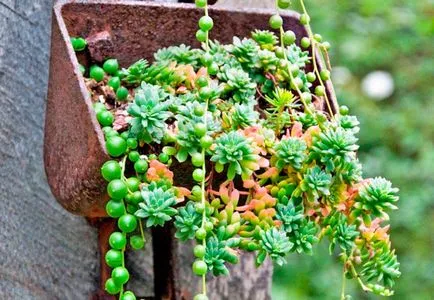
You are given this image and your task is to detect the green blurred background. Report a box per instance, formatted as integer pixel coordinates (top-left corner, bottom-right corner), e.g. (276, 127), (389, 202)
(267, 1), (434, 299)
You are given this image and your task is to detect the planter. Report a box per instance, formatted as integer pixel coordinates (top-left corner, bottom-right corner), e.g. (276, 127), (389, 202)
(45, 0), (336, 217)
(44, 1), (339, 299)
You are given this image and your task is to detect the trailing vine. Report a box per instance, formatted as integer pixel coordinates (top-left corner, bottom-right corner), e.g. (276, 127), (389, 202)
(71, 0), (401, 299)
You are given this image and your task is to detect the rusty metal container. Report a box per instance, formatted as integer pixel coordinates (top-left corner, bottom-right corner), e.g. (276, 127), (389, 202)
(44, 0), (320, 217)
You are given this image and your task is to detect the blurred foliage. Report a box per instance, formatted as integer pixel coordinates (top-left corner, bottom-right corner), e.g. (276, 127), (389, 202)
(272, 0), (434, 299)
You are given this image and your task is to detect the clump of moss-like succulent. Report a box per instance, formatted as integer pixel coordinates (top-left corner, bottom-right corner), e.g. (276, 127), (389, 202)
(211, 131), (260, 180)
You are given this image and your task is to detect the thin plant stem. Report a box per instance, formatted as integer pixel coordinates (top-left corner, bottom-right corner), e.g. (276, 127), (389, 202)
(119, 155), (128, 299)
(279, 26), (313, 115)
(198, 1), (212, 296)
(200, 98), (209, 296)
(341, 264), (347, 300)
(139, 219), (146, 243)
(299, 0), (338, 117)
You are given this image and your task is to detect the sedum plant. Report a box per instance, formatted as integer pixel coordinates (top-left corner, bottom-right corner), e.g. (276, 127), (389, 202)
(211, 131), (260, 180)
(75, 0), (401, 299)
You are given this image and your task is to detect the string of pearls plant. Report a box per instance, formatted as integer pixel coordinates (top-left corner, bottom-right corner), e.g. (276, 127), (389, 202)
(71, 0), (401, 299)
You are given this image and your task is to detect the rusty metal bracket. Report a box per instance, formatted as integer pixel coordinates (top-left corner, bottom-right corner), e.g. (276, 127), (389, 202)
(87, 218), (117, 300)
(179, 0), (218, 4)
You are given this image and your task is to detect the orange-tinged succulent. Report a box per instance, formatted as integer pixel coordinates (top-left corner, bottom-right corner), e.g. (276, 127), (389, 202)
(242, 126), (268, 155)
(290, 121), (304, 137)
(359, 218), (390, 243)
(302, 125), (320, 147)
(146, 159), (174, 182)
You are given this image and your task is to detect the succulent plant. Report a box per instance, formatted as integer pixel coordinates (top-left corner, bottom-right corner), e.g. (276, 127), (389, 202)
(276, 202), (304, 233)
(218, 65), (257, 104)
(361, 245), (401, 289)
(274, 137), (307, 170)
(174, 202), (202, 241)
(231, 104), (259, 129)
(256, 49), (280, 72)
(340, 159), (363, 184)
(154, 44), (201, 67)
(337, 114), (360, 134)
(286, 44), (310, 68)
(211, 131), (260, 180)
(300, 166), (332, 202)
(207, 39), (231, 66)
(119, 59), (149, 84)
(332, 220), (359, 255)
(258, 228), (293, 266)
(288, 220), (319, 255)
(295, 112), (318, 128)
(265, 87), (297, 112)
(230, 37), (260, 69)
(176, 102), (221, 158)
(354, 177), (399, 219)
(141, 62), (177, 87)
(120, 59), (177, 87)
(310, 127), (359, 172)
(135, 182), (178, 227)
(127, 83), (172, 143)
(252, 30), (278, 50)
(204, 236), (238, 276)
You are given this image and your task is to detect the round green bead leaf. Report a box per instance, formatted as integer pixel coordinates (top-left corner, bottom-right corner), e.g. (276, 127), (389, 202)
(106, 200), (126, 218)
(112, 266), (129, 286)
(105, 249), (123, 268)
(116, 86), (129, 101)
(105, 278), (121, 295)
(97, 110), (114, 127)
(107, 179), (128, 200)
(106, 136), (127, 157)
(118, 214), (138, 233)
(90, 66), (105, 82)
(269, 15), (283, 29)
(71, 37), (87, 51)
(109, 232), (126, 250)
(130, 235), (145, 250)
(101, 160), (121, 181)
(103, 59), (119, 75)
(199, 16), (214, 31)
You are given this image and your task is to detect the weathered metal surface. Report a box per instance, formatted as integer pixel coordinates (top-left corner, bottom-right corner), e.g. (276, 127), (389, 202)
(89, 218), (117, 300)
(180, 0), (218, 4)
